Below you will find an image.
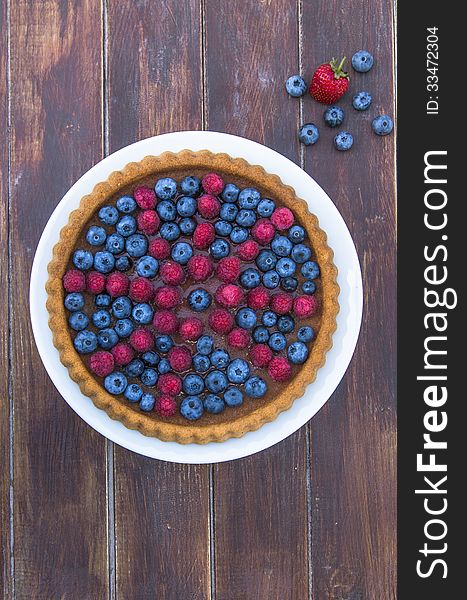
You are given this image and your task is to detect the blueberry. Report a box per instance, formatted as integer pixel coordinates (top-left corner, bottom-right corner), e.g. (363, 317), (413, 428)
(106, 233), (125, 254)
(257, 198), (275, 217)
(86, 225), (106, 246)
(180, 396), (204, 420)
(116, 196), (137, 213)
(262, 310), (278, 327)
(73, 249), (93, 271)
(64, 292), (84, 311)
(205, 370), (228, 393)
(238, 188), (261, 209)
(114, 315), (134, 337)
(171, 241), (193, 264)
(271, 235), (293, 257)
(193, 353), (211, 373)
(302, 281), (317, 295)
(125, 359), (145, 378)
(204, 394), (225, 414)
(276, 257), (296, 278)
(220, 203), (239, 222)
(183, 374), (205, 395)
(104, 371), (128, 394)
(112, 296), (132, 318)
(132, 303), (154, 325)
(334, 131), (354, 151)
(126, 234), (148, 258)
(256, 250), (277, 272)
(140, 393), (156, 411)
(210, 238), (230, 259)
(299, 123), (319, 146)
(210, 348), (230, 369)
(263, 270), (280, 289)
(124, 383), (143, 402)
(240, 268), (261, 289)
(181, 175), (200, 196)
(301, 261), (320, 280)
(285, 74), (307, 97)
(188, 288), (212, 312)
(95, 293), (111, 307)
(160, 222), (181, 242)
(227, 358), (250, 384)
(157, 200), (177, 221)
(288, 225), (305, 244)
(69, 311), (89, 331)
(287, 341), (309, 364)
(98, 205), (119, 225)
(229, 226), (248, 244)
(351, 50), (374, 73)
(277, 315), (295, 334)
(115, 256), (132, 272)
(291, 243), (312, 264)
(235, 307), (257, 329)
(197, 335), (214, 356)
(297, 326), (315, 343)
(155, 177), (177, 200)
(157, 358), (170, 374)
(353, 91), (372, 111)
(97, 328), (119, 350)
(372, 115), (394, 136)
(224, 387), (243, 407)
(179, 218), (196, 235)
(155, 335), (173, 353)
(141, 368), (158, 387)
(73, 330), (97, 353)
(323, 106), (344, 128)
(236, 209), (256, 228)
(116, 215), (137, 237)
(93, 251), (115, 274)
(268, 332), (287, 352)
(142, 351), (160, 366)
(92, 309), (111, 329)
(136, 255), (159, 278)
(281, 277), (298, 292)
(244, 376), (267, 398)
(252, 326), (270, 343)
(221, 183), (240, 203)
(215, 220), (233, 237)
(177, 196), (197, 217)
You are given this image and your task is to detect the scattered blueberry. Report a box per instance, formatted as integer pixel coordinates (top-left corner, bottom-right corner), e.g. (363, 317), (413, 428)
(262, 310), (278, 327)
(142, 351), (160, 366)
(197, 336), (214, 356)
(271, 236), (293, 257)
(291, 243), (312, 264)
(73, 330), (97, 354)
(353, 91), (372, 111)
(252, 326), (270, 343)
(93, 251), (115, 274)
(256, 250), (277, 272)
(238, 188), (261, 210)
(193, 353), (211, 373)
(302, 280), (317, 295)
(160, 222), (181, 242)
(115, 256), (132, 272)
(177, 195), (197, 217)
(157, 358), (171, 374)
(323, 106), (344, 128)
(352, 50), (374, 73)
(334, 131), (354, 151)
(95, 293), (111, 307)
(220, 203), (239, 222)
(236, 209), (257, 228)
(276, 257), (296, 278)
(179, 218), (196, 235)
(281, 277), (298, 292)
(299, 123), (319, 146)
(125, 359), (145, 378)
(372, 115), (394, 136)
(285, 74), (307, 97)
(229, 226), (249, 244)
(288, 225), (305, 244)
(215, 220), (233, 237)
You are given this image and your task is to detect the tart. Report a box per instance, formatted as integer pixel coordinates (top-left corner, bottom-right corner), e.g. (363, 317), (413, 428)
(46, 150), (339, 444)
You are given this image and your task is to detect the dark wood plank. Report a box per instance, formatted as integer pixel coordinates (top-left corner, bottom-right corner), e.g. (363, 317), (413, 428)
(107, 2), (211, 598)
(302, 1), (397, 598)
(205, 3), (310, 599)
(9, 1), (108, 597)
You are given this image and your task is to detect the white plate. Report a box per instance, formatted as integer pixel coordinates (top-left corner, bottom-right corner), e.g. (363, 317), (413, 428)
(30, 131), (363, 464)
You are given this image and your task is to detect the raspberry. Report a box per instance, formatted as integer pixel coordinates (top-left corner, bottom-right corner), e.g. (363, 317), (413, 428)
(129, 328), (154, 352)
(187, 255), (213, 281)
(201, 172), (224, 195)
(193, 222), (215, 249)
(155, 395), (177, 417)
(86, 271), (106, 294)
(227, 327), (250, 349)
(197, 194), (221, 219)
(152, 310), (179, 334)
(63, 269), (86, 292)
(215, 284), (244, 308)
(89, 351), (115, 377)
(293, 295), (319, 318)
(250, 344), (273, 368)
(271, 207), (294, 230)
(160, 261), (185, 286)
(216, 256), (241, 283)
(268, 356), (292, 382)
(270, 292), (293, 315)
(154, 286), (180, 309)
(247, 287), (270, 310)
(129, 277), (154, 302)
(251, 219), (276, 245)
(157, 373), (182, 396)
(237, 240), (259, 261)
(209, 308), (234, 335)
(111, 342), (134, 366)
(179, 317), (204, 341)
(137, 209), (160, 235)
(134, 185), (156, 209)
(148, 237), (171, 260)
(106, 272), (129, 297)
(168, 346), (192, 372)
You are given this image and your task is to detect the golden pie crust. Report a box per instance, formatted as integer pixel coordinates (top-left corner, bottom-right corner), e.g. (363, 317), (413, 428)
(46, 150), (339, 444)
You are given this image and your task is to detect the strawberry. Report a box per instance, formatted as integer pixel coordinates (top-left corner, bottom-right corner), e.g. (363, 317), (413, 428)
(309, 57), (349, 104)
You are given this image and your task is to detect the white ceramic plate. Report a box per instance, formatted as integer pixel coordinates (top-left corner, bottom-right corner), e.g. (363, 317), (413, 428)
(30, 131), (363, 464)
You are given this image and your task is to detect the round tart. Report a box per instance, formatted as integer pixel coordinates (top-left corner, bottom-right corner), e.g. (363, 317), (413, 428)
(46, 150), (339, 444)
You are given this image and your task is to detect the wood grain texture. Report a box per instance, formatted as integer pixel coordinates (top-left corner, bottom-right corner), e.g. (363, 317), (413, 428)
(107, 2), (211, 598)
(9, 1), (108, 598)
(205, 2), (310, 599)
(302, 1), (397, 598)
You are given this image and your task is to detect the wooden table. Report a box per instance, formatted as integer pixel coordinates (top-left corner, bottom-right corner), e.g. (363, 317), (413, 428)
(0, 1), (396, 598)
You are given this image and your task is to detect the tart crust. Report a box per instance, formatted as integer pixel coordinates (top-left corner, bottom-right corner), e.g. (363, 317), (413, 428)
(46, 150), (339, 444)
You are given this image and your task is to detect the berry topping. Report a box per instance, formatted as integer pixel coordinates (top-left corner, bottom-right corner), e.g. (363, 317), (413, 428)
(208, 308), (234, 335)
(293, 295), (319, 318)
(148, 237), (171, 259)
(86, 271), (106, 294)
(168, 346), (192, 372)
(216, 256), (241, 283)
(105, 272), (130, 297)
(155, 395), (177, 417)
(137, 210), (160, 234)
(247, 286), (270, 310)
(89, 351), (115, 377)
(215, 284), (244, 308)
(197, 194), (221, 219)
(129, 328), (154, 352)
(227, 327), (250, 349)
(251, 219), (276, 245)
(250, 344), (273, 368)
(152, 309), (179, 334)
(268, 356), (292, 382)
(187, 255), (214, 281)
(179, 317), (204, 341)
(134, 186), (156, 209)
(157, 373), (182, 396)
(271, 207), (294, 230)
(160, 261), (185, 286)
(154, 286), (180, 309)
(270, 292), (293, 315)
(237, 240), (260, 261)
(201, 172), (224, 195)
(193, 222), (216, 249)
(63, 269), (86, 292)
(111, 342), (135, 366)
(129, 277), (154, 302)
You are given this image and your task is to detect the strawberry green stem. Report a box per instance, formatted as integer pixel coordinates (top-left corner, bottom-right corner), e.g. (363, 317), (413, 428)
(330, 56), (349, 80)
